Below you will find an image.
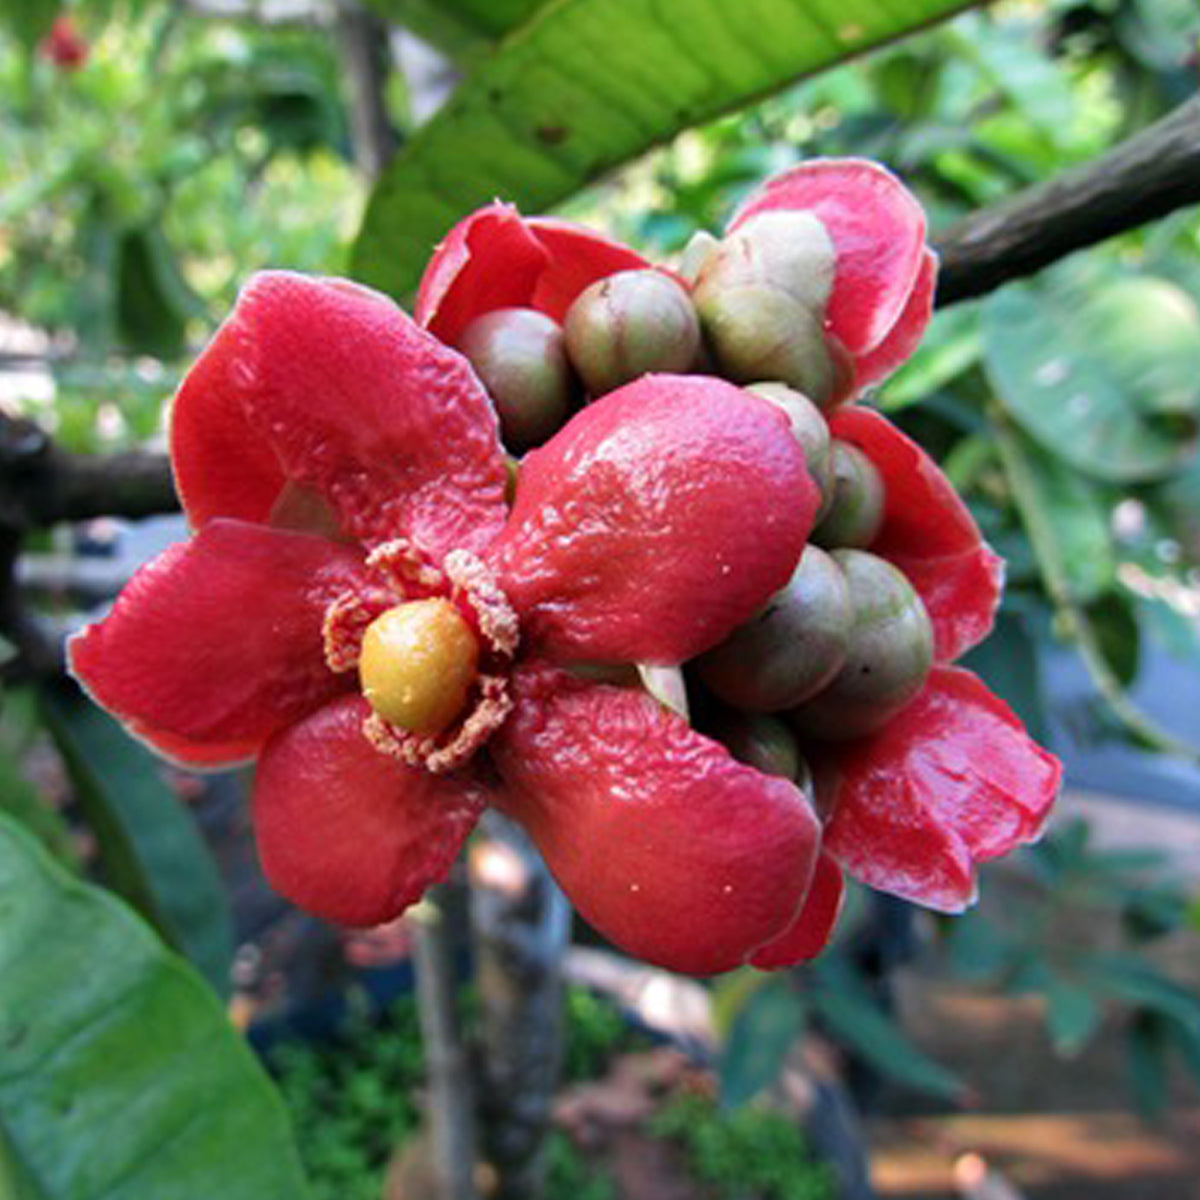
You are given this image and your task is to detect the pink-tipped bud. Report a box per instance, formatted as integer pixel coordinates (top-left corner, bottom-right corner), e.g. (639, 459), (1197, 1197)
(789, 550), (933, 741)
(812, 442), (885, 549)
(457, 307), (574, 452)
(563, 269), (701, 397)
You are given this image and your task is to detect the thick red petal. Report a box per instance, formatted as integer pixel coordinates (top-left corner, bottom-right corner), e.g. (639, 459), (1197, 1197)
(819, 667), (1062, 912)
(489, 374), (817, 664)
(415, 204), (550, 345)
(524, 217), (652, 321)
(854, 249), (937, 391)
(830, 406), (1003, 662)
(493, 664), (821, 975)
(254, 696), (488, 925)
(69, 520), (364, 767)
(172, 272), (508, 558)
(749, 852), (844, 969)
(729, 159), (927, 358)
(416, 208), (651, 344)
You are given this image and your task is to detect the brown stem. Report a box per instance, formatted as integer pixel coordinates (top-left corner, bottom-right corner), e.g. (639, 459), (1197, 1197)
(470, 813), (570, 1200)
(933, 94), (1200, 306)
(412, 883), (480, 1200)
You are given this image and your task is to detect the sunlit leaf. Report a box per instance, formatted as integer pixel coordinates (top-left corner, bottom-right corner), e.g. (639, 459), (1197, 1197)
(0, 813), (310, 1200)
(983, 274), (1200, 484)
(353, 0), (976, 298)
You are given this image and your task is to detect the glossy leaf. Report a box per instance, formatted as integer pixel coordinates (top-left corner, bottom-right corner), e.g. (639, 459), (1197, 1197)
(39, 685), (234, 997)
(0, 813), (310, 1200)
(353, 0), (975, 298)
(719, 978), (805, 1109)
(982, 274), (1200, 483)
(811, 960), (963, 1099)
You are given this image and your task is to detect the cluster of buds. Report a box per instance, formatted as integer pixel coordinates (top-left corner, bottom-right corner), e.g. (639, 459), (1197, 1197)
(453, 227), (933, 786)
(71, 159), (1058, 976)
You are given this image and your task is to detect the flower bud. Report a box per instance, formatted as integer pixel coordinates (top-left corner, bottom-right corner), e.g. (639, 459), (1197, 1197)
(746, 382), (834, 505)
(710, 710), (808, 785)
(678, 230), (720, 284)
(694, 283), (835, 406)
(694, 210), (835, 314)
(695, 545), (851, 712)
(457, 308), (574, 452)
(563, 269), (701, 396)
(789, 550), (933, 741)
(812, 442), (885, 549)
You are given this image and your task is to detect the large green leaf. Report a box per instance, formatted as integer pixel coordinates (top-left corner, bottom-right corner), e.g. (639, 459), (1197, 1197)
(39, 686), (234, 997)
(0, 813), (310, 1200)
(982, 272), (1200, 484)
(352, 0), (976, 298)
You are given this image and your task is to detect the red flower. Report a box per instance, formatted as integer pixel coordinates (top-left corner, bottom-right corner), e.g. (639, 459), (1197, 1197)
(39, 16), (88, 71)
(70, 160), (1059, 977)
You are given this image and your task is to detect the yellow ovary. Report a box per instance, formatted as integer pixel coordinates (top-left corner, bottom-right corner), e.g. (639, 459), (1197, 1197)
(359, 599), (480, 735)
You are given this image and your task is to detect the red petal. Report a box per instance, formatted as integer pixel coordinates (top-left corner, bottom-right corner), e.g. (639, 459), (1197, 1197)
(830, 406), (1003, 662)
(489, 374), (817, 664)
(730, 159), (927, 358)
(416, 208), (651, 344)
(69, 520), (364, 767)
(749, 852), (844, 969)
(819, 667), (1062, 912)
(415, 204), (550, 345)
(524, 217), (652, 321)
(254, 696), (488, 925)
(854, 249), (937, 391)
(172, 272), (508, 558)
(493, 664), (821, 975)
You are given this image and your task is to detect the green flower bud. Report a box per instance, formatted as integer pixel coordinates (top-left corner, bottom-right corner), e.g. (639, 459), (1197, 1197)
(563, 269), (701, 396)
(695, 210), (835, 314)
(746, 381), (834, 505)
(457, 308), (574, 452)
(694, 283), (835, 406)
(696, 545), (851, 712)
(789, 550), (933, 741)
(710, 710), (809, 786)
(678, 229), (720, 284)
(811, 442), (885, 549)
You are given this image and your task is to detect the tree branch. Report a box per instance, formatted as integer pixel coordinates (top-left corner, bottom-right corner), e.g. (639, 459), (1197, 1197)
(933, 94), (1200, 306)
(0, 413), (177, 529)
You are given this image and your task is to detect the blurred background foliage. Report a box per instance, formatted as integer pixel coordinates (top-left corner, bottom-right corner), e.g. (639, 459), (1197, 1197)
(2, 0), (1200, 1195)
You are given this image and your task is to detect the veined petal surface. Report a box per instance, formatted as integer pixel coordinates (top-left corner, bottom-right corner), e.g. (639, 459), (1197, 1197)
(489, 375), (817, 665)
(69, 520), (365, 767)
(493, 663), (821, 976)
(254, 696), (489, 926)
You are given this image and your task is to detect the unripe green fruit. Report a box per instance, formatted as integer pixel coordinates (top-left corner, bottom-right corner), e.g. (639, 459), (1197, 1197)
(695, 210), (835, 314)
(695, 545), (851, 712)
(789, 550), (933, 741)
(563, 269), (701, 396)
(710, 711), (809, 786)
(746, 382), (834, 507)
(812, 442), (885, 549)
(457, 308), (573, 452)
(695, 283), (835, 406)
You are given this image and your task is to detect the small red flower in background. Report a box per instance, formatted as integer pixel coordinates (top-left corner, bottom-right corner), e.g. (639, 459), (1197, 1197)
(40, 16), (88, 72)
(70, 160), (1060, 977)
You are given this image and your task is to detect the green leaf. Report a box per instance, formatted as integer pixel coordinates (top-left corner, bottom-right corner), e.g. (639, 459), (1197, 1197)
(0, 812), (310, 1200)
(115, 223), (203, 361)
(1045, 979), (1102, 1056)
(39, 685), (234, 997)
(960, 608), (1049, 744)
(718, 978), (804, 1108)
(811, 961), (963, 1099)
(1126, 1012), (1171, 1122)
(352, 0), (976, 298)
(982, 274), (1200, 484)
(1086, 954), (1200, 1026)
(1, 0), (55, 54)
